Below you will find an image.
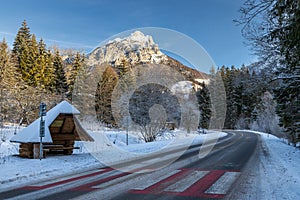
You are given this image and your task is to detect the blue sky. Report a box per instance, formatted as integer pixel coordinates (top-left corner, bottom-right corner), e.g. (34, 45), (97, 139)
(0, 0), (255, 68)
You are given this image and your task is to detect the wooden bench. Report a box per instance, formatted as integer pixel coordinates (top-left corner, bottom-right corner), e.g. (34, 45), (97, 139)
(43, 145), (80, 155)
(43, 145), (80, 150)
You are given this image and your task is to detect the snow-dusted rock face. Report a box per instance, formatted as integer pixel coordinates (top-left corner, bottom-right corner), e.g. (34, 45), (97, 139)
(85, 31), (208, 90)
(87, 31), (168, 66)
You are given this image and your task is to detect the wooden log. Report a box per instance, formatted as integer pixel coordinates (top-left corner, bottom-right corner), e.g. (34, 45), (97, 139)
(52, 140), (67, 145)
(19, 151), (28, 157)
(19, 143), (33, 150)
(51, 134), (76, 140)
(19, 143), (34, 158)
(20, 143), (27, 148)
(43, 146), (79, 150)
(19, 150), (33, 158)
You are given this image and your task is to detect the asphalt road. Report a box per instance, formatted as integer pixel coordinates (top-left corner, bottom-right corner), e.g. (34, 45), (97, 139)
(0, 131), (258, 200)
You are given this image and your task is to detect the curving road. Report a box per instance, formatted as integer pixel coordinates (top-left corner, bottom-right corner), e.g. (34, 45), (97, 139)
(0, 131), (258, 200)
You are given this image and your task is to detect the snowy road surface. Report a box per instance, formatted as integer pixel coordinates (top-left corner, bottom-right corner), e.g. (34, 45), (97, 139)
(0, 131), (259, 200)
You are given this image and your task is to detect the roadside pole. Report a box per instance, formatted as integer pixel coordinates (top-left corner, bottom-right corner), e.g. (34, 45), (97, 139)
(126, 117), (129, 145)
(123, 116), (130, 146)
(39, 102), (46, 160)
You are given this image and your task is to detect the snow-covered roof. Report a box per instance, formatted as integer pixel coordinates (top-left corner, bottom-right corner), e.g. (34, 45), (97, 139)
(10, 101), (80, 143)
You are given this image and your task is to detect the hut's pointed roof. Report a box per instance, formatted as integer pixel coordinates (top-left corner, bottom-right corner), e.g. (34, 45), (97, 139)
(10, 101), (81, 143)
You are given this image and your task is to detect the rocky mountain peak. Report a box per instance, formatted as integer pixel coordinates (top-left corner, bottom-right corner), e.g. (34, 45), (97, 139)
(107, 31), (154, 47)
(86, 31), (207, 87)
(87, 31), (167, 66)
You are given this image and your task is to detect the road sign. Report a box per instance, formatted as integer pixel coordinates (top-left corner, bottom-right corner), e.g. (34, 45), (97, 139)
(40, 120), (45, 137)
(39, 102), (46, 116)
(39, 102), (46, 160)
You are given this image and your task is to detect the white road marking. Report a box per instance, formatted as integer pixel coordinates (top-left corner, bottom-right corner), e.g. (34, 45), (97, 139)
(131, 170), (181, 190)
(205, 171), (240, 194)
(30, 169), (105, 187)
(91, 172), (138, 189)
(164, 170), (209, 192)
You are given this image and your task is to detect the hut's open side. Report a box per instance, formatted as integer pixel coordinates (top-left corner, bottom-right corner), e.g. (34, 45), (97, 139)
(10, 101), (94, 158)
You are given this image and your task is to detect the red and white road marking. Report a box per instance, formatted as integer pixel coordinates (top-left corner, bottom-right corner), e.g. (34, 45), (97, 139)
(128, 170), (181, 190)
(164, 170), (209, 192)
(205, 171), (240, 195)
(21, 168), (240, 198)
(29, 169), (105, 187)
(129, 169), (240, 198)
(22, 168), (111, 190)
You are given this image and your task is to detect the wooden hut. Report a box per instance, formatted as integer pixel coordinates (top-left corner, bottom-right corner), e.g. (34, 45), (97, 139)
(10, 101), (94, 158)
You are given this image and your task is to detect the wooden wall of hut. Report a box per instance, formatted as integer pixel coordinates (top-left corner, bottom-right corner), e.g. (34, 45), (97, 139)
(48, 114), (77, 155)
(19, 143), (34, 158)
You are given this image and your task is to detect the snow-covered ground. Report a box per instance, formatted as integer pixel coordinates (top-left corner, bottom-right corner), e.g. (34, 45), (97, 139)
(228, 130), (300, 200)
(0, 126), (224, 191)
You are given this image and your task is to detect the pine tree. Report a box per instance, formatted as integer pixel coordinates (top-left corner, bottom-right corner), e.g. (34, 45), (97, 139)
(45, 49), (55, 91)
(71, 61), (94, 115)
(68, 52), (84, 95)
(53, 50), (68, 97)
(0, 39), (9, 85)
(273, 0), (300, 145)
(95, 65), (119, 125)
(36, 38), (55, 89)
(13, 20), (32, 83)
(12, 20), (31, 57)
(274, 77), (300, 144)
(118, 59), (130, 77)
(19, 40), (32, 83)
(0, 39), (11, 123)
(234, 66), (252, 128)
(29, 34), (39, 86)
(117, 59), (135, 92)
(0, 39), (23, 122)
(196, 82), (211, 129)
(207, 66), (227, 129)
(0, 39), (22, 89)
(9, 21), (60, 124)
(36, 38), (47, 87)
(220, 66), (238, 129)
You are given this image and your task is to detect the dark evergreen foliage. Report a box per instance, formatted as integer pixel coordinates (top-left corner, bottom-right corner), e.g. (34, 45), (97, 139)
(237, 0), (300, 144)
(53, 50), (68, 97)
(196, 82), (211, 129)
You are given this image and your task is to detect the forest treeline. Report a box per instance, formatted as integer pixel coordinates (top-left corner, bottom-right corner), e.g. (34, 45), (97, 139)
(0, 17), (298, 145)
(0, 20), (85, 124)
(236, 0), (300, 145)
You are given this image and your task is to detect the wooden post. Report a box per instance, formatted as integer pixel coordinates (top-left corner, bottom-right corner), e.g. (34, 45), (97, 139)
(33, 143), (40, 159)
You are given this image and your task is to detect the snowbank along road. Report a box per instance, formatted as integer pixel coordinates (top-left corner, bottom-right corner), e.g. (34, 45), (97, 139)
(0, 131), (258, 200)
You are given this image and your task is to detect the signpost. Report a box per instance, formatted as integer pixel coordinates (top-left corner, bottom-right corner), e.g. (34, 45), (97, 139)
(123, 116), (131, 146)
(39, 102), (46, 160)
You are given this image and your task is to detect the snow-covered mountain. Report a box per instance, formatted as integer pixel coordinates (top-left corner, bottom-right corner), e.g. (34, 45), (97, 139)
(87, 31), (168, 66)
(87, 31), (207, 85)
